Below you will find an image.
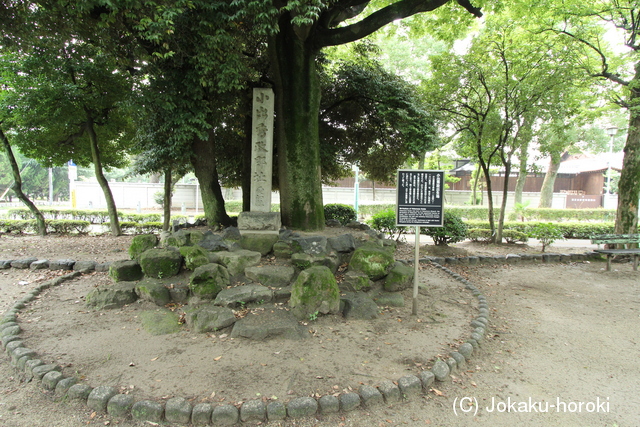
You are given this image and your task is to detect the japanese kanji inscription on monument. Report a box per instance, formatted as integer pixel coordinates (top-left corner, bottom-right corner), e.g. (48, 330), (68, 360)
(250, 88), (275, 212)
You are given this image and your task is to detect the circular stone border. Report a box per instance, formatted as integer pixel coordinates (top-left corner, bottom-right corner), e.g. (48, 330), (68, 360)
(1, 251), (601, 424)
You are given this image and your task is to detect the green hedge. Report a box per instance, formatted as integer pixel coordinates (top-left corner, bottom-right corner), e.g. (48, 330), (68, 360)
(6, 208), (167, 224)
(464, 220), (617, 239)
(0, 219), (91, 235)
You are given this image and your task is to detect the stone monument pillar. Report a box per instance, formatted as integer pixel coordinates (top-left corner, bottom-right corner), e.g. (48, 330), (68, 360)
(238, 88), (281, 254)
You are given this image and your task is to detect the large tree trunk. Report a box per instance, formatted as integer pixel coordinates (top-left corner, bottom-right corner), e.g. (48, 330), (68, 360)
(269, 18), (324, 231)
(192, 136), (232, 227)
(87, 120), (121, 236)
(514, 144), (528, 206)
(497, 158), (513, 243)
(478, 158), (497, 242)
(242, 90), (253, 213)
(615, 89), (640, 235)
(163, 168), (172, 232)
(538, 152), (562, 208)
(1, 128), (46, 235)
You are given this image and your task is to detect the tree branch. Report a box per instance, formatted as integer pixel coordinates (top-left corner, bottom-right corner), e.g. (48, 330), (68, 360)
(552, 28), (630, 86)
(316, 0), (481, 47)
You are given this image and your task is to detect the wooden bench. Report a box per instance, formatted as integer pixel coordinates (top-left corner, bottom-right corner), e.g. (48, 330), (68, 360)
(591, 234), (640, 271)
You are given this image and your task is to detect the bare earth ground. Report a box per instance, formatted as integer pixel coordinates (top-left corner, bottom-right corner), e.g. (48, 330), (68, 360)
(1, 232), (638, 427)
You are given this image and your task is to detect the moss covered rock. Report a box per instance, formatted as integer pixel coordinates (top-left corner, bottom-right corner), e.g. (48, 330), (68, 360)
(109, 260), (143, 282)
(384, 261), (414, 292)
(86, 282), (138, 310)
(179, 246), (211, 271)
(185, 303), (236, 333)
(240, 233), (279, 256)
(139, 248), (183, 279)
(140, 309), (182, 335)
(289, 266), (340, 320)
(211, 250), (261, 276)
(349, 246), (395, 280)
(189, 264), (230, 299)
(135, 278), (172, 306)
(128, 234), (158, 260)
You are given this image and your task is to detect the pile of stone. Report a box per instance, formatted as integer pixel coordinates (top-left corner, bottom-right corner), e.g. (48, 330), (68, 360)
(94, 225), (414, 338)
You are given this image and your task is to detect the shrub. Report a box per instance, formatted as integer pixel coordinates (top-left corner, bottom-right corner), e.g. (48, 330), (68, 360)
(502, 229), (528, 244)
(47, 220), (90, 234)
(468, 228), (492, 242)
(421, 212), (468, 246)
(527, 222), (564, 252)
(324, 203), (357, 225)
(368, 208), (406, 241)
(0, 219), (35, 234)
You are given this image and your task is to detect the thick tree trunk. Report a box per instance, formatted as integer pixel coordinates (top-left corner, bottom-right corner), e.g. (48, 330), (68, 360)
(497, 159), (513, 243)
(615, 91), (640, 235)
(192, 136), (232, 227)
(163, 168), (172, 232)
(269, 18), (324, 231)
(478, 159), (496, 242)
(514, 145), (528, 206)
(1, 128), (46, 235)
(86, 120), (121, 236)
(242, 90), (252, 213)
(538, 152), (561, 208)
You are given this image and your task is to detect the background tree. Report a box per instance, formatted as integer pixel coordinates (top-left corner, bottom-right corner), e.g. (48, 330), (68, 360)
(430, 13), (590, 242)
(539, 0), (640, 235)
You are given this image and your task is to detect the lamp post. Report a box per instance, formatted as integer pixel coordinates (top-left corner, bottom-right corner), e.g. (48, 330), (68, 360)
(605, 126), (617, 209)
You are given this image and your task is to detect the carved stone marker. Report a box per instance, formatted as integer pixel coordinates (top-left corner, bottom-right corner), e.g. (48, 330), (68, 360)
(239, 88), (280, 249)
(250, 88), (275, 212)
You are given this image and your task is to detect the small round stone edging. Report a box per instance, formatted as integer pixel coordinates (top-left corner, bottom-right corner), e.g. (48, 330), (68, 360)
(2, 250), (596, 425)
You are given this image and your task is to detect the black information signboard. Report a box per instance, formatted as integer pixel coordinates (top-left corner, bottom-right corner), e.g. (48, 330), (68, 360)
(396, 170), (444, 227)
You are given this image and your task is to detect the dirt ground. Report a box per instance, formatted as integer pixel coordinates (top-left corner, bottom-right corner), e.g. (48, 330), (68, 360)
(1, 232), (638, 427)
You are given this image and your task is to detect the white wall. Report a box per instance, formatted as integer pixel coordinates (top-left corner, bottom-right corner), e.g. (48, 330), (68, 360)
(72, 181), (619, 212)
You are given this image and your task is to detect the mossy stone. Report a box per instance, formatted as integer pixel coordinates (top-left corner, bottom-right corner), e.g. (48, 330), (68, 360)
(179, 246), (211, 270)
(349, 246), (395, 280)
(135, 278), (172, 306)
(140, 309), (182, 335)
(289, 266), (340, 320)
(384, 261), (414, 292)
(128, 234), (158, 260)
(189, 263), (230, 299)
(109, 260), (143, 282)
(139, 248), (183, 279)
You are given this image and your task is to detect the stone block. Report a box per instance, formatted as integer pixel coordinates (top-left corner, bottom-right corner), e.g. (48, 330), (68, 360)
(418, 371), (435, 390)
(139, 248), (183, 279)
(87, 385), (118, 412)
(211, 404), (239, 425)
(267, 401), (286, 420)
(431, 359), (450, 382)
(339, 392), (361, 412)
(191, 403), (213, 425)
(67, 383), (93, 401)
(359, 385), (383, 407)
(240, 399), (265, 422)
(55, 377), (78, 396)
(85, 282), (138, 310)
(165, 397), (192, 424)
(107, 394), (135, 418)
(108, 260), (143, 281)
(318, 395), (340, 414)
(398, 375), (422, 398)
(49, 259), (76, 270)
(287, 396), (318, 418)
(238, 212), (281, 231)
(378, 380), (401, 403)
(41, 371), (64, 390)
(132, 400), (164, 423)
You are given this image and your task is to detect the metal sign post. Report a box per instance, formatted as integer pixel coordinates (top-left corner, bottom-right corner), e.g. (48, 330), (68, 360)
(396, 170), (445, 315)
